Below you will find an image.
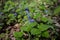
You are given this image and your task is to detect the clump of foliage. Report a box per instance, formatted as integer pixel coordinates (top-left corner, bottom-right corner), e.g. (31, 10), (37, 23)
(0, 0), (60, 40)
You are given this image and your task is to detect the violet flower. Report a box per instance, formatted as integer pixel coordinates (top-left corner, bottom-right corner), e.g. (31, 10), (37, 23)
(14, 12), (17, 16)
(44, 10), (48, 13)
(25, 8), (34, 22)
(0, 12), (3, 15)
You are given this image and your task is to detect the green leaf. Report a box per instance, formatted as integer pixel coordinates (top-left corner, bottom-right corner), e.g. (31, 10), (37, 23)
(30, 28), (41, 35)
(16, 9), (21, 12)
(42, 31), (50, 38)
(54, 6), (60, 15)
(24, 16), (28, 20)
(7, 20), (11, 25)
(29, 7), (35, 13)
(0, 27), (2, 30)
(0, 33), (5, 38)
(13, 32), (23, 38)
(24, 21), (37, 28)
(34, 13), (41, 19)
(27, 22), (37, 27)
(21, 21), (37, 32)
(4, 1), (18, 12)
(41, 16), (48, 22)
(29, 2), (36, 7)
(17, 15), (21, 18)
(39, 5), (46, 10)
(33, 38), (39, 40)
(47, 18), (53, 24)
(38, 23), (50, 31)
(18, 19), (21, 23)
(21, 26), (32, 32)
(8, 14), (15, 20)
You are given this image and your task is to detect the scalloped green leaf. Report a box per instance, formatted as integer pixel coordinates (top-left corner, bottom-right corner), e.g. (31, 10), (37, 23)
(38, 23), (50, 31)
(13, 32), (23, 38)
(54, 6), (60, 15)
(30, 28), (41, 35)
(42, 31), (50, 38)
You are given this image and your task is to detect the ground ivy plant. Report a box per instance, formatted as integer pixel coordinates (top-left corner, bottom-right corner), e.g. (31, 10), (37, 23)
(0, 0), (59, 40)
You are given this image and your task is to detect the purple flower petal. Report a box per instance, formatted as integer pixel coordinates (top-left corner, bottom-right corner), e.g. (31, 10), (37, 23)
(29, 19), (34, 22)
(14, 13), (17, 16)
(25, 8), (29, 11)
(45, 10), (48, 13)
(0, 12), (3, 15)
